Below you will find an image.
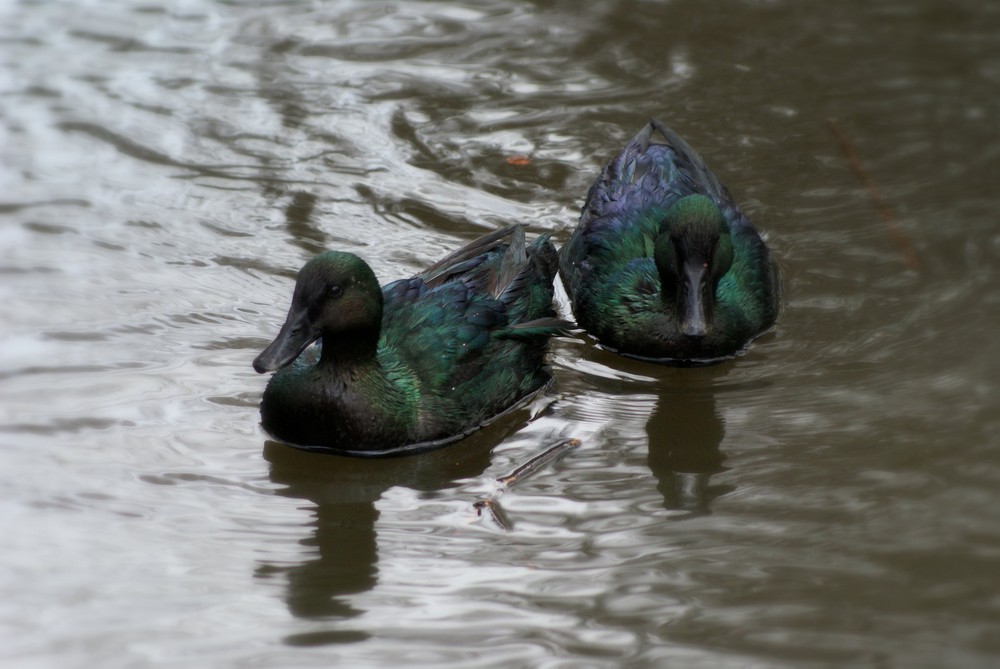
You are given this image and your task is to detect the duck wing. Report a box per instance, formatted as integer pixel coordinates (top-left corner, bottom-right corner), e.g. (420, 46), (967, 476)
(419, 226), (516, 288)
(381, 226), (565, 388)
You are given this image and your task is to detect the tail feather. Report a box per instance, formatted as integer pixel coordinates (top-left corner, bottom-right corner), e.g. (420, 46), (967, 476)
(529, 232), (558, 276)
(633, 121), (656, 152)
(496, 230), (561, 307)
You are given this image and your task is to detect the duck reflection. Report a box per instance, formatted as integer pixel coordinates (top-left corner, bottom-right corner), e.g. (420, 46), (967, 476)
(645, 371), (732, 515)
(257, 418), (507, 644)
(577, 346), (733, 515)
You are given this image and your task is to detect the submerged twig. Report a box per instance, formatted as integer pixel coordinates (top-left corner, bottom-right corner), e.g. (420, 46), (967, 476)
(473, 438), (581, 530)
(826, 117), (920, 271)
(497, 438), (580, 488)
(473, 498), (513, 531)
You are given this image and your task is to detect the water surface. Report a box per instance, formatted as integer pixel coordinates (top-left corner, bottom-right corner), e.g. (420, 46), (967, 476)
(2, 1), (999, 667)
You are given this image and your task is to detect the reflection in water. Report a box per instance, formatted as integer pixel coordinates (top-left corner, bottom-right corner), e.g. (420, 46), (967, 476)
(283, 191), (327, 258)
(572, 347), (734, 516)
(257, 425), (504, 645)
(646, 383), (730, 516)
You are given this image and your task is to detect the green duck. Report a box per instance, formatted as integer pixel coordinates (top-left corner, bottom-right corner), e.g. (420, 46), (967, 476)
(252, 226), (567, 456)
(559, 119), (779, 364)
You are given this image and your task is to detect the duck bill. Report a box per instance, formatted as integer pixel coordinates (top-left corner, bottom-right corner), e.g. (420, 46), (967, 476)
(252, 306), (318, 373)
(679, 262), (710, 338)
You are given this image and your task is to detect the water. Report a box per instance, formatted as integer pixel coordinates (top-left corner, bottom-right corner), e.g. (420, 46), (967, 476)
(2, 0), (999, 667)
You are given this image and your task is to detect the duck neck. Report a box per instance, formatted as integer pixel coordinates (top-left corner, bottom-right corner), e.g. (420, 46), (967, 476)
(317, 325), (381, 380)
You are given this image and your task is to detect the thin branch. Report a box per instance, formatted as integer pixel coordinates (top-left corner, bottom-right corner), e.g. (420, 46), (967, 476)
(474, 438), (581, 530)
(827, 117), (920, 270)
(498, 438), (580, 488)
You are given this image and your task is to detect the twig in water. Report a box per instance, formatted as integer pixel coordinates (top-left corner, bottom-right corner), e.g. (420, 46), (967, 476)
(498, 438), (581, 488)
(473, 498), (512, 531)
(826, 117), (920, 271)
(473, 438), (581, 530)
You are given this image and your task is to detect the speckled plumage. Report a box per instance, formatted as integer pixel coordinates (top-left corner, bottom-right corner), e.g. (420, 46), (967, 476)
(253, 226), (566, 456)
(559, 119), (779, 364)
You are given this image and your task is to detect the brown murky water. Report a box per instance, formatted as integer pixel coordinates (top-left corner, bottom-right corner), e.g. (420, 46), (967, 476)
(2, 1), (999, 667)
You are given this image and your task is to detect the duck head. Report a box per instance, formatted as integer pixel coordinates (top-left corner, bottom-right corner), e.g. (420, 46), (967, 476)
(253, 251), (383, 373)
(653, 195), (734, 338)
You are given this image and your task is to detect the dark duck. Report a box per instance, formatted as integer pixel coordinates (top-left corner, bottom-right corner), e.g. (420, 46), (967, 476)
(253, 226), (567, 456)
(559, 119), (779, 364)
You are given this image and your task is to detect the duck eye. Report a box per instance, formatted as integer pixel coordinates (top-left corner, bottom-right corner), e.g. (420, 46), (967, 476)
(329, 285), (344, 298)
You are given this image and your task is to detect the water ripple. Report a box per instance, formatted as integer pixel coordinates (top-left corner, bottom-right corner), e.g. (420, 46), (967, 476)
(2, 0), (999, 667)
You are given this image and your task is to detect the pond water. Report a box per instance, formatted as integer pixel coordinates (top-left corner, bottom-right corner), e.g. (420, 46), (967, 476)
(2, 0), (999, 667)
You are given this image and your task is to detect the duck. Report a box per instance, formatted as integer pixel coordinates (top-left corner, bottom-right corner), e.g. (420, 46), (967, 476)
(252, 225), (568, 456)
(559, 118), (779, 364)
